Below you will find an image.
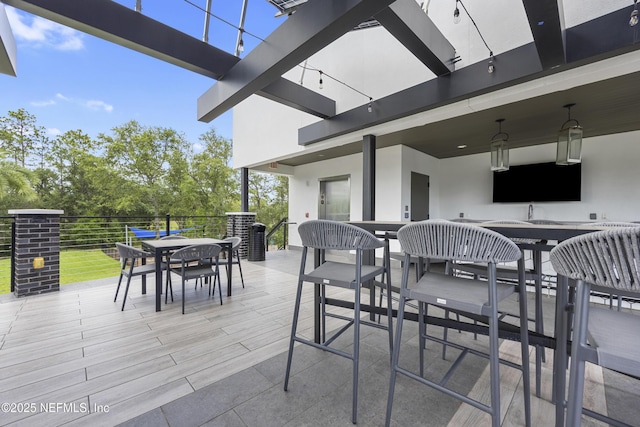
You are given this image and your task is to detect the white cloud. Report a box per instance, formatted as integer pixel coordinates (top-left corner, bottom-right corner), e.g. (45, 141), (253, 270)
(192, 143), (204, 152)
(31, 93), (114, 113)
(31, 99), (56, 107)
(47, 128), (62, 136)
(86, 100), (113, 113)
(5, 7), (84, 51)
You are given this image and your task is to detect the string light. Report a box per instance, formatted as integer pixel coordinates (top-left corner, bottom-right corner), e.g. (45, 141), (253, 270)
(184, 0), (266, 44)
(238, 36), (245, 53)
(631, 0), (639, 27)
(368, 98), (373, 113)
(318, 71), (323, 90)
(453, 0), (461, 24)
(455, 0), (495, 74)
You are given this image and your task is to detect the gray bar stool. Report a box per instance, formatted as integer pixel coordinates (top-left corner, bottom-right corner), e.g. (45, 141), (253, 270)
(385, 220), (531, 427)
(550, 227), (640, 427)
(284, 220), (393, 424)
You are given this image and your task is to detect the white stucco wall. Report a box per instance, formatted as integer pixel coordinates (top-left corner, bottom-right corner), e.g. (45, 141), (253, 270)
(438, 130), (640, 222)
(232, 23), (429, 169)
(287, 129), (640, 247)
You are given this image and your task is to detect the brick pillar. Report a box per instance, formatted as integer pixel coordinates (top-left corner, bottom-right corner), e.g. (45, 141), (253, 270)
(9, 209), (64, 297)
(226, 212), (255, 259)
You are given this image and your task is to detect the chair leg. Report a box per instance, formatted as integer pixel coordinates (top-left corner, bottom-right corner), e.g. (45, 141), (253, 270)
(518, 258), (532, 427)
(236, 250), (245, 288)
(385, 290), (407, 427)
(385, 280), (394, 361)
(487, 275), (501, 427)
(121, 275), (133, 311)
(566, 281), (590, 427)
(284, 276), (306, 392)
(442, 309), (450, 360)
(419, 302), (426, 377)
(165, 270), (174, 303)
(321, 284), (327, 344)
(182, 277), (186, 314)
(351, 283), (361, 424)
(114, 273), (124, 302)
(216, 265), (223, 304)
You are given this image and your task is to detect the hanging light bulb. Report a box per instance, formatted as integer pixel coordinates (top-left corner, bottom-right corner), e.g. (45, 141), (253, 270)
(488, 52), (495, 74)
(367, 98), (373, 113)
(238, 37), (244, 53)
(630, 0), (639, 26)
(318, 71), (323, 90)
(453, 0), (461, 24)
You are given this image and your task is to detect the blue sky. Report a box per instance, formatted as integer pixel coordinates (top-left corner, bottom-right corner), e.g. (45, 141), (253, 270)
(0, 1), (283, 150)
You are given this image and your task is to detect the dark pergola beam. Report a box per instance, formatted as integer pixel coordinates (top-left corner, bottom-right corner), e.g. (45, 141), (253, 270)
(521, 0), (566, 69)
(2, 0), (335, 118)
(299, 5), (640, 146)
(258, 78), (335, 119)
(0, 4), (16, 76)
(299, 43), (543, 146)
(3, 0), (239, 80)
(197, 0), (396, 123)
(375, 0), (455, 76)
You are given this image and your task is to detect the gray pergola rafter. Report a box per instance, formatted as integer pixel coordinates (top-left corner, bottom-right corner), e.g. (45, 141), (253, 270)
(196, 0), (397, 123)
(375, 0), (455, 76)
(1, 0), (335, 119)
(521, 0), (566, 70)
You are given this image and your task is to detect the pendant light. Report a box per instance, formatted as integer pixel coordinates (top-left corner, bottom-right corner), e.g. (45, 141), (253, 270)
(490, 118), (509, 172)
(556, 103), (582, 165)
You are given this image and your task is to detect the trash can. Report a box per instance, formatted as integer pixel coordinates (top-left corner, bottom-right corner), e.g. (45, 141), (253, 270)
(248, 222), (266, 261)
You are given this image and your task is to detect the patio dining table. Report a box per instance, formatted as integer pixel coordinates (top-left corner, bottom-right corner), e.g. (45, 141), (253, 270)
(141, 237), (233, 312)
(325, 220), (608, 427)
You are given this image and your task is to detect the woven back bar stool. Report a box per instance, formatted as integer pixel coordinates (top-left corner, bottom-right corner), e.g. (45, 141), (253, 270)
(385, 220), (531, 427)
(550, 227), (640, 426)
(453, 218), (547, 397)
(284, 220), (393, 424)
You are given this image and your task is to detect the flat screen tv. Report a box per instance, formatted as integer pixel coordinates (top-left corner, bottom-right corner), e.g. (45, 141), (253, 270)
(492, 162), (581, 203)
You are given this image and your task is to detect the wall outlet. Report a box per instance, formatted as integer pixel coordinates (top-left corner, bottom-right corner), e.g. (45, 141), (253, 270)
(589, 213), (597, 220)
(404, 213), (409, 219)
(459, 212), (464, 218)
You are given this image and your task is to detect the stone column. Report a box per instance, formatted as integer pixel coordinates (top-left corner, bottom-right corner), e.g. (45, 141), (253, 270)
(226, 212), (256, 259)
(9, 209), (64, 297)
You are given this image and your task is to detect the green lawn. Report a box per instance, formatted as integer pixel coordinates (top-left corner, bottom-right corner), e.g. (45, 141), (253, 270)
(0, 249), (122, 295)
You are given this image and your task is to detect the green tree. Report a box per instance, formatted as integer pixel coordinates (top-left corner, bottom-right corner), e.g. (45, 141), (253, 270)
(100, 120), (190, 229)
(184, 128), (238, 217)
(0, 108), (42, 167)
(249, 172), (289, 248)
(0, 149), (37, 204)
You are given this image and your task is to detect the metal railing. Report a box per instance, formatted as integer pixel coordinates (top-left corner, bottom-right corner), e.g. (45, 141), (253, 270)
(0, 216), (13, 293)
(0, 215), (227, 293)
(265, 217), (294, 251)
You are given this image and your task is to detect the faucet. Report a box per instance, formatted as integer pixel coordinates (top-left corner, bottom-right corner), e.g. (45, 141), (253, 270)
(527, 203), (534, 221)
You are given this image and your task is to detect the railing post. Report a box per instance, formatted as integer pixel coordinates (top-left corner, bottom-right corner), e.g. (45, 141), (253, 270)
(284, 217), (288, 250)
(10, 219), (15, 293)
(165, 214), (171, 237)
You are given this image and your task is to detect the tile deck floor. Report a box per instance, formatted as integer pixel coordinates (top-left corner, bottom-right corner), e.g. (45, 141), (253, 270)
(1, 250), (639, 426)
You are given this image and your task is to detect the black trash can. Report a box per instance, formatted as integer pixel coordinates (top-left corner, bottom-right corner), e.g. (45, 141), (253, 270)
(248, 222), (266, 261)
